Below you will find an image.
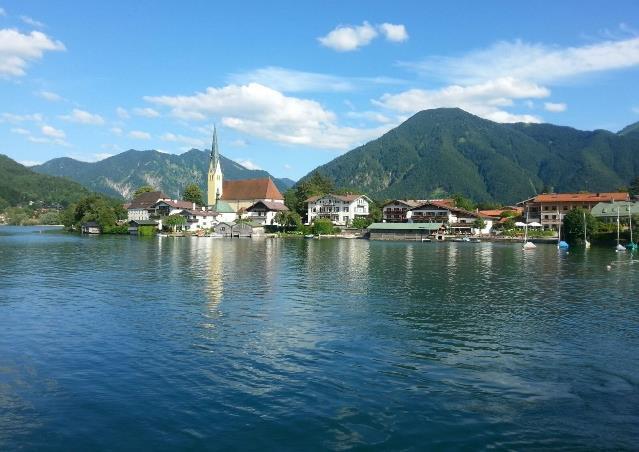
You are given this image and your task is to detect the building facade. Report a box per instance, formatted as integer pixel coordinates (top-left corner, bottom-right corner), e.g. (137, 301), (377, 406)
(245, 200), (289, 226)
(306, 193), (371, 226)
(127, 191), (170, 221)
(407, 201), (495, 234)
(382, 199), (452, 223)
(517, 192), (630, 229)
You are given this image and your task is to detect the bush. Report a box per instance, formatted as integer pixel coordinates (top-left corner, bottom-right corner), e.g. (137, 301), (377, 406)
(138, 225), (157, 236)
(102, 224), (129, 234)
(311, 218), (335, 235)
(351, 217), (373, 229)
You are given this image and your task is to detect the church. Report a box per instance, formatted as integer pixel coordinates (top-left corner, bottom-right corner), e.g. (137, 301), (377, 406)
(207, 128), (286, 221)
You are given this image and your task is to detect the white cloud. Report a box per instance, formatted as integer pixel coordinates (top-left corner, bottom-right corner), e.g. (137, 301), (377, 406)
(20, 16), (45, 28)
(234, 158), (261, 170)
(145, 82), (390, 149)
(405, 37), (639, 85)
(0, 112), (43, 123)
(133, 107), (160, 118)
(631, 106), (639, 114)
(0, 8), (6, 16)
(229, 66), (405, 93)
(60, 108), (105, 125)
(18, 160), (43, 166)
(116, 107), (130, 119)
(230, 139), (248, 147)
(160, 132), (205, 147)
(110, 127), (123, 135)
(41, 124), (65, 138)
(544, 102), (567, 112)
(36, 90), (62, 102)
(375, 77), (547, 123)
(10, 127), (30, 135)
(283, 164), (292, 170)
(0, 28), (65, 77)
(129, 130), (151, 140)
(379, 23), (408, 42)
(318, 21), (378, 52)
(346, 110), (393, 123)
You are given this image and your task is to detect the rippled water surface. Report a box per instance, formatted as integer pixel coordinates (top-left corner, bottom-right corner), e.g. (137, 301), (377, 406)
(1, 226), (638, 450)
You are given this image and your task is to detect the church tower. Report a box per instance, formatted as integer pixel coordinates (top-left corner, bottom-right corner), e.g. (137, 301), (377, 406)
(207, 126), (223, 207)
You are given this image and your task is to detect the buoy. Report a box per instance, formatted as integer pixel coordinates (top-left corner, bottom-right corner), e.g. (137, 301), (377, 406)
(606, 265), (612, 271)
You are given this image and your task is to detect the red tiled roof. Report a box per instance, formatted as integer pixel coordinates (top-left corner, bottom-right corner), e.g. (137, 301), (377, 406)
(159, 199), (195, 209)
(478, 208), (522, 217)
(533, 192), (629, 203)
(221, 178), (283, 201)
(128, 191), (169, 209)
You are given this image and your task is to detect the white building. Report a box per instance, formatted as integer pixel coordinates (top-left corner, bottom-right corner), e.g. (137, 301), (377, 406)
(245, 200), (290, 226)
(306, 193), (371, 226)
(177, 209), (220, 232)
(407, 201), (496, 235)
(126, 191), (170, 221)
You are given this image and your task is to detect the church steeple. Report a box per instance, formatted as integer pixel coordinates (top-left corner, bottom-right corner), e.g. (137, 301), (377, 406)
(207, 126), (223, 207)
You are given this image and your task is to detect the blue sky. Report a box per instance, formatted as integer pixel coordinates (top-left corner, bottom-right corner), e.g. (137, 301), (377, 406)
(1, 1), (639, 180)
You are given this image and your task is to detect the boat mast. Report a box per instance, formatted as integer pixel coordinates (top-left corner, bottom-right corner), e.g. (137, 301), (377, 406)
(617, 206), (621, 246)
(583, 211), (587, 242)
(629, 204), (633, 244)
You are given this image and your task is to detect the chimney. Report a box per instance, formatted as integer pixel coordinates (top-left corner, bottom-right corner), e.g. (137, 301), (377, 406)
(192, 202), (196, 209)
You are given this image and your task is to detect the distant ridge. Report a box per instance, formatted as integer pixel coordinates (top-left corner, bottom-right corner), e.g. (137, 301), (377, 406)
(301, 108), (639, 204)
(32, 149), (295, 199)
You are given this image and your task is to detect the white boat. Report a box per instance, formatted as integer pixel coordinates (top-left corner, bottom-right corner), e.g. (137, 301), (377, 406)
(615, 205), (626, 252)
(583, 211), (590, 248)
(522, 209), (536, 250)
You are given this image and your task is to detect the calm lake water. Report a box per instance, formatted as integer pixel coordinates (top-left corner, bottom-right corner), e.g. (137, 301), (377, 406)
(1, 226), (638, 450)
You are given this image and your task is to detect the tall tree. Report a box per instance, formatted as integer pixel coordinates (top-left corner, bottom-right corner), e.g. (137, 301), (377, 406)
(562, 208), (598, 244)
(183, 183), (204, 205)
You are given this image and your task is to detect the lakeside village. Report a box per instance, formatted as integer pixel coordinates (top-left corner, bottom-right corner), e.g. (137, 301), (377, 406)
(4, 130), (639, 248)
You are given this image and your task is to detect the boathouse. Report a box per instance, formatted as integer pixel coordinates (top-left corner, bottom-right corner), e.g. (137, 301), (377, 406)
(367, 222), (443, 241)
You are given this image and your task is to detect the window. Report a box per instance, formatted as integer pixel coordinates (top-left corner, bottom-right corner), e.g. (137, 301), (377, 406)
(552, 215), (557, 220)
(344, 207), (349, 212)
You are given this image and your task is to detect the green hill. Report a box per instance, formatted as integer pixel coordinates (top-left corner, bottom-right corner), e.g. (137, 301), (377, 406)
(32, 149), (294, 200)
(302, 108), (639, 204)
(0, 154), (89, 209)
(618, 121), (639, 139)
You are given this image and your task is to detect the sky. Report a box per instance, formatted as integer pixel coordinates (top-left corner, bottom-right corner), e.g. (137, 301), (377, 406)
(1, 1), (639, 180)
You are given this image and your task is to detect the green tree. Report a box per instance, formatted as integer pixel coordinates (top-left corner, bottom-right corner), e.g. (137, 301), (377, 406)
(286, 171), (335, 217)
(63, 194), (126, 229)
(472, 217), (486, 234)
(274, 211), (302, 231)
(311, 218), (334, 235)
(629, 176), (639, 198)
(164, 214), (186, 232)
(562, 208), (598, 244)
(501, 218), (515, 230)
(183, 183), (204, 206)
(133, 185), (155, 198)
(38, 211), (61, 225)
(351, 217), (373, 229)
(452, 193), (476, 211)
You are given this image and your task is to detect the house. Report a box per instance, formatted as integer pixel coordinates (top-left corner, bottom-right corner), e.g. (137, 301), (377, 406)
(127, 219), (160, 234)
(177, 209), (219, 232)
(306, 193), (371, 226)
(382, 199), (453, 223)
(367, 222), (444, 241)
(231, 222), (253, 237)
(127, 191), (170, 221)
(245, 200), (289, 225)
(213, 222), (233, 236)
(517, 192), (630, 230)
(81, 221), (100, 234)
(152, 199), (199, 217)
(407, 201), (496, 235)
(590, 201), (639, 224)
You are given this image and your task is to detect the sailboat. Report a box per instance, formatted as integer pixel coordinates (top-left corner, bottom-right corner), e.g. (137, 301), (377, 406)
(626, 204), (637, 251)
(583, 211), (591, 249)
(615, 205), (626, 252)
(522, 209), (536, 250)
(557, 210), (569, 250)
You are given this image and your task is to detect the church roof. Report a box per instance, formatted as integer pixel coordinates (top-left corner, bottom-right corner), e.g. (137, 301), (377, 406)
(213, 201), (235, 213)
(221, 178), (283, 201)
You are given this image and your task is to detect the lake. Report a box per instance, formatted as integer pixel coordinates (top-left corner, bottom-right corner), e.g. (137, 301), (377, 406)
(1, 226), (638, 450)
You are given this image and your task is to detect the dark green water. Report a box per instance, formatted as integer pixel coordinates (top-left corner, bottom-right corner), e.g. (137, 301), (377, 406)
(1, 226), (638, 450)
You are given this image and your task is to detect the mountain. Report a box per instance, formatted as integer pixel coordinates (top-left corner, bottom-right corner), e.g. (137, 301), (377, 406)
(32, 149), (295, 200)
(0, 154), (89, 209)
(618, 121), (639, 139)
(302, 108), (639, 204)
